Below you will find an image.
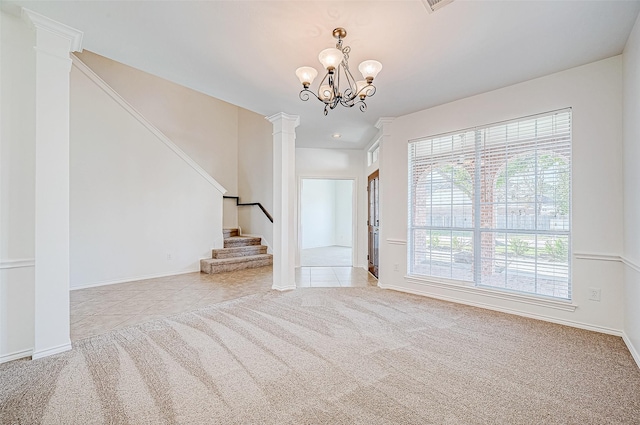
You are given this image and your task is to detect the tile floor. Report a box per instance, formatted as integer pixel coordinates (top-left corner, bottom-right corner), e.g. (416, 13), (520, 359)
(295, 266), (378, 288)
(70, 265), (377, 341)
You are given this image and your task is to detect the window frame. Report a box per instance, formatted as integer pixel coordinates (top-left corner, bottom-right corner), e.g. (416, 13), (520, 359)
(407, 108), (572, 302)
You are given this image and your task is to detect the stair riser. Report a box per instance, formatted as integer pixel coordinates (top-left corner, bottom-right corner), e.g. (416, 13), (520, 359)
(200, 257), (273, 274)
(224, 238), (261, 248)
(212, 246), (267, 259)
(223, 229), (239, 238)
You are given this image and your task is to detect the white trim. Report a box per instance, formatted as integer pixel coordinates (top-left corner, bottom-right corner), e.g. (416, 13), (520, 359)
(375, 117), (395, 130)
(571, 252), (640, 274)
(622, 332), (640, 370)
(386, 238), (407, 245)
(573, 252), (622, 262)
(32, 342), (72, 360)
(70, 268), (200, 290)
(266, 112), (300, 127)
(0, 349), (33, 364)
(70, 55), (227, 195)
(380, 282), (621, 336)
(0, 258), (35, 269)
(404, 275), (578, 312)
(622, 256), (640, 274)
(272, 283), (296, 291)
(22, 8), (83, 52)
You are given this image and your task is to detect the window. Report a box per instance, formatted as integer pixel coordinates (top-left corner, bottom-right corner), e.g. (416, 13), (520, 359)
(368, 141), (380, 166)
(408, 109), (571, 300)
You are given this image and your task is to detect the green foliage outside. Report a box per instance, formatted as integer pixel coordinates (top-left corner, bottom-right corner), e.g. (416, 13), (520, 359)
(509, 237), (531, 257)
(452, 236), (471, 251)
(436, 165), (473, 198)
(544, 238), (568, 262)
(495, 153), (569, 216)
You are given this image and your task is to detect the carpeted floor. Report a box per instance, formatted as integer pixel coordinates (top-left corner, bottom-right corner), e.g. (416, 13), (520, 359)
(1, 287), (639, 424)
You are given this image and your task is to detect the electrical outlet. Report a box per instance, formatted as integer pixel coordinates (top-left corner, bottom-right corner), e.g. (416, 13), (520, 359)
(588, 287), (601, 301)
(166, 253), (173, 261)
(394, 263), (399, 272)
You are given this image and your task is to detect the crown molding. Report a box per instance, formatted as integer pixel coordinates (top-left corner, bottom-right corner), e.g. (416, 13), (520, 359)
(21, 8), (83, 52)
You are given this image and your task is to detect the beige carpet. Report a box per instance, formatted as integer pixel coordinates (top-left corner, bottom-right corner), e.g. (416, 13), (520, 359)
(1, 287), (639, 424)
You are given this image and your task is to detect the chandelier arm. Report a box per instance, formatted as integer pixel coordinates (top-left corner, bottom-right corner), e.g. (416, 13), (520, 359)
(333, 66), (341, 100)
(296, 27), (379, 115)
(342, 68), (358, 100)
(338, 95), (355, 108)
(353, 84), (377, 99)
(299, 88), (324, 103)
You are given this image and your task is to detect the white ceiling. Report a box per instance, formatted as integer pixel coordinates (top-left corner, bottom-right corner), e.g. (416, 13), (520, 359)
(8, 0), (640, 149)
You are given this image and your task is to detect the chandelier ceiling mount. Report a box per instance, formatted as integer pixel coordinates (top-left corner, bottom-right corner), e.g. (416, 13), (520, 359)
(296, 27), (382, 116)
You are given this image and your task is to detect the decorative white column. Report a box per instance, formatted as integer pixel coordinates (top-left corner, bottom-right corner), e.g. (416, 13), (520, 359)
(266, 113), (299, 291)
(22, 9), (83, 359)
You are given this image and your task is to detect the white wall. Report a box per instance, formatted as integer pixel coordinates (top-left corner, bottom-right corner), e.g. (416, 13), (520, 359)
(237, 108), (273, 247)
(379, 56), (625, 334)
(299, 179), (353, 250)
(75, 50), (239, 194)
(623, 14), (640, 365)
(0, 11), (36, 362)
(69, 64), (223, 289)
(296, 148), (365, 267)
(301, 179), (336, 249)
(334, 180), (353, 247)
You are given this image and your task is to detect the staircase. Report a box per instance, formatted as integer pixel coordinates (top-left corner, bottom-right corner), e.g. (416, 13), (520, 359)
(200, 228), (272, 274)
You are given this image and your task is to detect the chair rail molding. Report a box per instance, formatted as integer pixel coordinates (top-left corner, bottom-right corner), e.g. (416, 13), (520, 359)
(386, 238), (407, 245)
(622, 256), (640, 274)
(0, 259), (36, 269)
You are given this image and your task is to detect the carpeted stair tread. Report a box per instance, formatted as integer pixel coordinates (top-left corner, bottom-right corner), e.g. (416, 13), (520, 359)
(200, 254), (272, 274)
(212, 245), (267, 259)
(224, 236), (262, 248)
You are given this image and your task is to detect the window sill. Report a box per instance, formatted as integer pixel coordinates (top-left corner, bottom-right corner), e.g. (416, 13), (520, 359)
(404, 275), (578, 312)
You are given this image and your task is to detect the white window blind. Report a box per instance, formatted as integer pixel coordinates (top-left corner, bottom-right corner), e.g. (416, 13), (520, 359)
(408, 109), (572, 300)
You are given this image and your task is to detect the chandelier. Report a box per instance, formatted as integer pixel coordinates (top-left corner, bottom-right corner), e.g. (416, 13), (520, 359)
(295, 28), (382, 115)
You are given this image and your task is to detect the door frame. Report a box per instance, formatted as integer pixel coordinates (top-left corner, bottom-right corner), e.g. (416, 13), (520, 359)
(296, 176), (358, 268)
(367, 170), (380, 277)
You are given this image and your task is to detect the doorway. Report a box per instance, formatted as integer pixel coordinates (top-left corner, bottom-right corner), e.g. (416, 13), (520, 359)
(299, 178), (354, 267)
(368, 170), (379, 277)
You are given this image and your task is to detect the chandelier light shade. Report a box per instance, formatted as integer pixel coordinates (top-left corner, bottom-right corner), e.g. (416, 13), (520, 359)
(296, 27), (382, 115)
(295, 67), (318, 86)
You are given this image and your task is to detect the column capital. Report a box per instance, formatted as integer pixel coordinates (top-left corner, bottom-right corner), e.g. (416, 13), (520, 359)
(266, 112), (300, 127)
(22, 8), (83, 55)
(266, 113), (300, 137)
(375, 117), (395, 136)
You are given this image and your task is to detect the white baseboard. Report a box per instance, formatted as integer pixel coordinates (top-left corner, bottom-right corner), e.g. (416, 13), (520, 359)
(272, 283), (296, 291)
(70, 268), (200, 290)
(0, 348), (33, 364)
(380, 282), (622, 337)
(622, 332), (640, 370)
(32, 342), (72, 360)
